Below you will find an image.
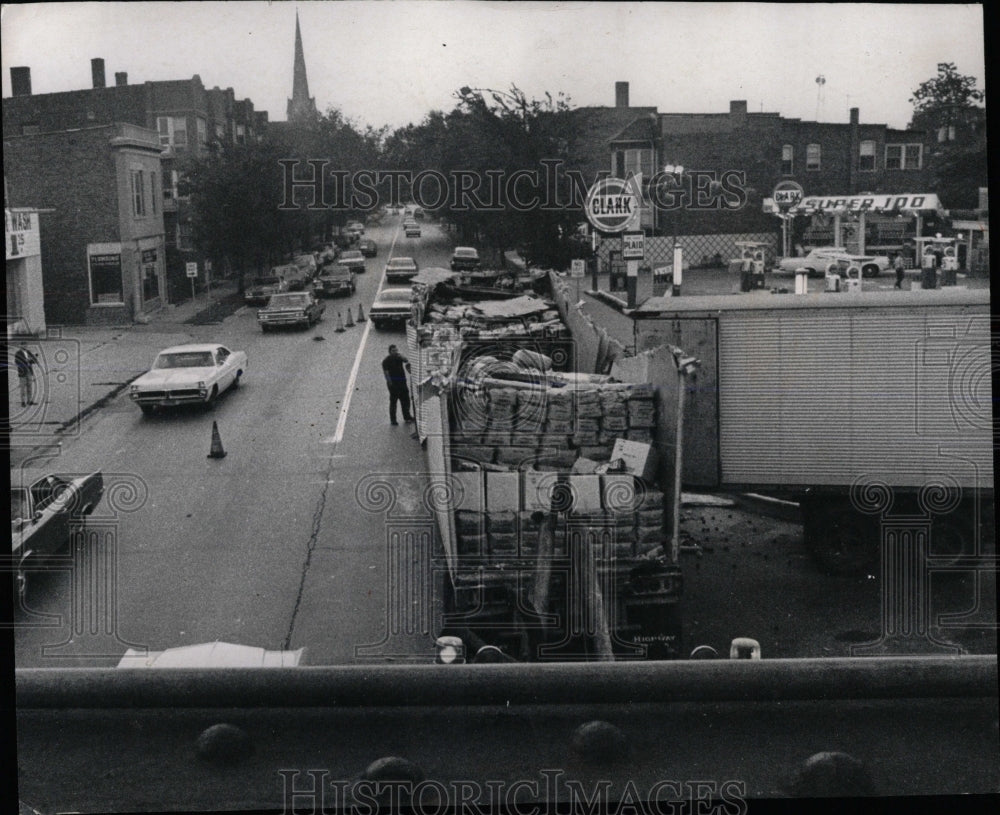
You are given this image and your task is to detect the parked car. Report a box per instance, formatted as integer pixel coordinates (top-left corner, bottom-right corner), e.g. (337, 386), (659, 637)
(258, 291), (326, 331)
(313, 264), (357, 297)
(118, 641), (305, 668)
(450, 246), (482, 272)
(129, 343), (247, 414)
(370, 287), (414, 330)
(413, 207), (425, 220)
(347, 220), (365, 237)
(339, 249), (367, 273)
(244, 275), (288, 305)
(775, 247), (890, 278)
(358, 238), (378, 258)
(404, 221), (421, 238)
(384, 256), (419, 284)
(11, 470), (104, 596)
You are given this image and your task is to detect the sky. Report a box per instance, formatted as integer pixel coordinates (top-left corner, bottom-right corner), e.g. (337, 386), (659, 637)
(1, 2), (987, 132)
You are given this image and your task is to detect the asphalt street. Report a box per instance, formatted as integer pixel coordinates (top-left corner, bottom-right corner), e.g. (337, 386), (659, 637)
(10, 216), (995, 666)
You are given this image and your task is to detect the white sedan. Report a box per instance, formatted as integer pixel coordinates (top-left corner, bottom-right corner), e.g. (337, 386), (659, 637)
(775, 247), (890, 277)
(129, 343), (246, 415)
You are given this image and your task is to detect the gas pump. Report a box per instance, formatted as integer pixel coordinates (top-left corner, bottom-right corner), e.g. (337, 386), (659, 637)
(914, 236), (955, 290)
(735, 242), (767, 292)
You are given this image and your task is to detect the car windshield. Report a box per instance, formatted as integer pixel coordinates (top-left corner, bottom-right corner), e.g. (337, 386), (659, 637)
(252, 277), (281, 286)
(153, 351), (215, 368)
(378, 289), (412, 303)
(268, 294), (310, 307)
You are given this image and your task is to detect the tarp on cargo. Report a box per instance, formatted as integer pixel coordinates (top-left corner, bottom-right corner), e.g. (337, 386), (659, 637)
(472, 295), (550, 319)
(411, 267), (460, 287)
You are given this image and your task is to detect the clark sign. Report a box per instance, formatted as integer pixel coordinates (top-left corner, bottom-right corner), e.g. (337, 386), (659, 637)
(585, 177), (641, 233)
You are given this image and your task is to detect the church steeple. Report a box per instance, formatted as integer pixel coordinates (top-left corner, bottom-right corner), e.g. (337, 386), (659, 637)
(287, 11), (317, 121)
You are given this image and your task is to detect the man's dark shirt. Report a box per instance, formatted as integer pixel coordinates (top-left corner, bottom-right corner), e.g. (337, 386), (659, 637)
(15, 347), (37, 377)
(382, 354), (409, 386)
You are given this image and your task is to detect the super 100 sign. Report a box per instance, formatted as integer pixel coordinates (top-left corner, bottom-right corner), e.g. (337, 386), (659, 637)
(585, 177), (641, 233)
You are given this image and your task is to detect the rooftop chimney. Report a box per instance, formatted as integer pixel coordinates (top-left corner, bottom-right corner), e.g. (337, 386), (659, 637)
(730, 100), (748, 115)
(91, 58), (106, 89)
(115, 72), (128, 87)
(615, 81), (629, 108)
(850, 107), (859, 125)
(10, 66), (31, 96)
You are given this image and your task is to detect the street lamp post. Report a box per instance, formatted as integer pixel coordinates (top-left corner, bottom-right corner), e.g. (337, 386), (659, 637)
(661, 164), (685, 296)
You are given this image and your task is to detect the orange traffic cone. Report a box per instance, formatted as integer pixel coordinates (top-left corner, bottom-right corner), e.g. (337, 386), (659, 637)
(207, 421), (226, 459)
(335, 311), (345, 333)
(344, 307), (355, 328)
(357, 303), (367, 323)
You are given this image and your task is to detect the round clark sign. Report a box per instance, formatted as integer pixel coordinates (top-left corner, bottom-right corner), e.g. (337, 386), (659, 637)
(772, 180), (804, 211)
(585, 177), (641, 233)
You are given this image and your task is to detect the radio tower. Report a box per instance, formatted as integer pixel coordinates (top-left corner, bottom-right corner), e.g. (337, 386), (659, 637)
(815, 75), (826, 121)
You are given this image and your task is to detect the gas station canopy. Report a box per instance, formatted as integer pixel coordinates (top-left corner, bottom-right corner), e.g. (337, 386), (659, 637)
(787, 192), (945, 216)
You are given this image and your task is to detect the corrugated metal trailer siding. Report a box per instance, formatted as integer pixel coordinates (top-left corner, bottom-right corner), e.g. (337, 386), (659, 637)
(718, 305), (993, 490)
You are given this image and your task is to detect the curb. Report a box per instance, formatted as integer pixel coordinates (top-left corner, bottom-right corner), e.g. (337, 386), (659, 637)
(733, 492), (802, 522)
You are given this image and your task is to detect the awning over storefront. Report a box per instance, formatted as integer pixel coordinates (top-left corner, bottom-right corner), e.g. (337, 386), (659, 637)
(787, 193), (944, 216)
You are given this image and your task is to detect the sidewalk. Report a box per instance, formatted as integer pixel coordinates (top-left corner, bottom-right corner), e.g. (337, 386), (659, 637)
(7, 282), (242, 467)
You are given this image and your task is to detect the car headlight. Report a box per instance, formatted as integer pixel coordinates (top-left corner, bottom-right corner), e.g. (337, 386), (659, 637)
(198, 381), (206, 389)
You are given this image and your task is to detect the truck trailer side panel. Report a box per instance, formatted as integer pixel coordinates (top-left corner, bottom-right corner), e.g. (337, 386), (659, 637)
(717, 304), (992, 491)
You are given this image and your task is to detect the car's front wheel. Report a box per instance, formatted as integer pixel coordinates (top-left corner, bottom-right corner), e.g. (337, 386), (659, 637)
(204, 385), (219, 410)
(862, 264), (880, 278)
(231, 371), (242, 389)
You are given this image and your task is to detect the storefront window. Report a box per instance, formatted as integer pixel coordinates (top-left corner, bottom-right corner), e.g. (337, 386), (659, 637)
(89, 253), (124, 304)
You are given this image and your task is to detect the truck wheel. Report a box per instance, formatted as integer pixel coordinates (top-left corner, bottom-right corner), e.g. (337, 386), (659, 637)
(801, 498), (880, 576)
(862, 264), (880, 278)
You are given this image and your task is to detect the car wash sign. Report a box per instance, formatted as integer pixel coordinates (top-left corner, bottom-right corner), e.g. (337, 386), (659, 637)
(585, 176), (642, 233)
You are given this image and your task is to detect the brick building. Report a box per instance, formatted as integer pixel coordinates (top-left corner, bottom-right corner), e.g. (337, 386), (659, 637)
(4, 123), (166, 325)
(569, 82), (942, 272)
(3, 60), (267, 303)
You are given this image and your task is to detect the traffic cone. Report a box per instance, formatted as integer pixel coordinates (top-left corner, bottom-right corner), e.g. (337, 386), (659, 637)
(357, 303), (366, 323)
(335, 311), (345, 333)
(344, 307), (355, 328)
(207, 421), (226, 459)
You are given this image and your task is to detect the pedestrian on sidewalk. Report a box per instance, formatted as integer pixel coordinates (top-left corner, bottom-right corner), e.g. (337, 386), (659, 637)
(381, 344), (413, 425)
(14, 339), (40, 406)
(894, 253), (906, 289)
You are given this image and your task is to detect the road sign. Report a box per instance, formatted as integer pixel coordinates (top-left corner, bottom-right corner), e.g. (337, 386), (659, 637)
(622, 231), (645, 260)
(584, 177), (642, 233)
(185, 262), (198, 278)
(570, 259), (586, 278)
(772, 180), (804, 210)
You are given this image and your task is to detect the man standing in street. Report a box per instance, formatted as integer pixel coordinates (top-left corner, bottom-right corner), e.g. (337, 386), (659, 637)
(381, 344), (413, 425)
(14, 339), (40, 407)
(893, 252), (906, 289)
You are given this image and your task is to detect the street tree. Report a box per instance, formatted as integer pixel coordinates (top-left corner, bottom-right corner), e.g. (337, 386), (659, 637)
(908, 62), (987, 210)
(181, 140), (297, 292)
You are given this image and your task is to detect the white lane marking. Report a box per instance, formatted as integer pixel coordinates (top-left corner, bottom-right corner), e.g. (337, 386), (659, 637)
(331, 219), (402, 444)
